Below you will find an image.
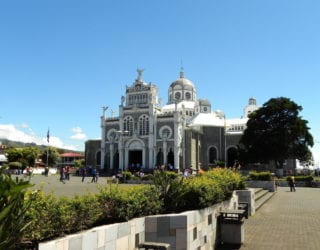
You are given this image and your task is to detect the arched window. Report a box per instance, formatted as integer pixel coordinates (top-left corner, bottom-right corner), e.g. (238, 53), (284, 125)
(123, 116), (134, 135)
(208, 147), (217, 164)
(139, 115), (149, 135)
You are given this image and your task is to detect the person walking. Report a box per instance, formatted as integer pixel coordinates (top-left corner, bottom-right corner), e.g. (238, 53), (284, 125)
(91, 167), (97, 183)
(80, 167), (86, 182)
(288, 175), (296, 192)
(60, 166), (66, 184)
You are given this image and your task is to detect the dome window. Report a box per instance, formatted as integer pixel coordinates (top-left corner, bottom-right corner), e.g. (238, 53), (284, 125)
(185, 92), (191, 100)
(175, 92), (181, 100)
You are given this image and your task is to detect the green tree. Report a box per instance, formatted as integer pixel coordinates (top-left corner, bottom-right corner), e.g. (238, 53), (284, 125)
(239, 97), (314, 169)
(6, 148), (23, 164)
(40, 147), (60, 167)
(22, 147), (39, 167)
(74, 159), (85, 168)
(6, 147), (39, 168)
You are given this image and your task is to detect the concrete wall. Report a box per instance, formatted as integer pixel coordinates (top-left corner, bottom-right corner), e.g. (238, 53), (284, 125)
(39, 193), (239, 250)
(246, 180), (276, 192)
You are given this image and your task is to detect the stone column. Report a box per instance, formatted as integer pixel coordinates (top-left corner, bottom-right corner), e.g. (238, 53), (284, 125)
(109, 143), (114, 170)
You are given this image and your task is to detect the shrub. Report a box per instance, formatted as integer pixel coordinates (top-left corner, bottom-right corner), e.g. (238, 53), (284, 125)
(0, 172), (33, 249)
(152, 168), (245, 212)
(249, 171), (272, 181)
(24, 191), (102, 243)
(288, 175), (313, 182)
(97, 185), (162, 222)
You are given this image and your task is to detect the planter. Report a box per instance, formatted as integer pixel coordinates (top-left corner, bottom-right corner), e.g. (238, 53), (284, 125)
(246, 180), (276, 192)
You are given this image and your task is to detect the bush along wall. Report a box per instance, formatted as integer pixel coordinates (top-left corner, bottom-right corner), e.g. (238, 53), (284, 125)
(249, 171), (272, 181)
(19, 168), (245, 247)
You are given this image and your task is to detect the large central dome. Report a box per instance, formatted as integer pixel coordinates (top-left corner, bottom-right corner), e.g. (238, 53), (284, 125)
(168, 69), (197, 104)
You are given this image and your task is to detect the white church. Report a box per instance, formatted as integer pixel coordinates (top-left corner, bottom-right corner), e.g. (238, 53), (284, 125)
(85, 69), (259, 173)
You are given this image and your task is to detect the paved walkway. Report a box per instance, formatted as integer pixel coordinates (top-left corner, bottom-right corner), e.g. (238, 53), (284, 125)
(241, 186), (320, 250)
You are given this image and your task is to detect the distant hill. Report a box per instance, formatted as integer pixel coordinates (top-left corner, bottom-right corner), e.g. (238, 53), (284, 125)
(0, 139), (83, 154)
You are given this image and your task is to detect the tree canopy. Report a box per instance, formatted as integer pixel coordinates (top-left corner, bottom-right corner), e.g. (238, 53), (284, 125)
(239, 97), (314, 169)
(40, 147), (60, 167)
(6, 147), (39, 168)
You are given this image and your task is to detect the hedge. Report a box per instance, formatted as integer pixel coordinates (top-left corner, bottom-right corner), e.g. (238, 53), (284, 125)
(249, 171), (272, 181)
(16, 168), (245, 246)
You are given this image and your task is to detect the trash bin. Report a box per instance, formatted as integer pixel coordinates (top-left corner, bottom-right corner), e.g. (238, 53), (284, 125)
(219, 209), (245, 245)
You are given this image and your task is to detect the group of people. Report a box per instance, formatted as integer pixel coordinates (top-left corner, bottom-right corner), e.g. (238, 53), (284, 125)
(58, 166), (99, 183)
(79, 166), (99, 183)
(59, 165), (71, 184)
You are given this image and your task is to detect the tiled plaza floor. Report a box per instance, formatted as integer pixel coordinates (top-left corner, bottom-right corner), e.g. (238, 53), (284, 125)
(241, 186), (320, 250)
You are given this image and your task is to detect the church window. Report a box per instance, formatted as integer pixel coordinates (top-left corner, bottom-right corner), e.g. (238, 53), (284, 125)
(204, 107), (207, 112)
(139, 115), (149, 135)
(175, 92), (181, 100)
(186, 92), (191, 100)
(123, 116), (134, 135)
(159, 126), (172, 139)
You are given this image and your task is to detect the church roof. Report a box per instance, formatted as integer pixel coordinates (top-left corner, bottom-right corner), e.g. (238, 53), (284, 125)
(162, 100), (195, 111)
(188, 114), (248, 128)
(187, 113), (224, 127)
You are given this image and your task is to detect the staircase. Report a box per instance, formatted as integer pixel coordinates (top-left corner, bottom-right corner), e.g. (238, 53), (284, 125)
(254, 188), (275, 211)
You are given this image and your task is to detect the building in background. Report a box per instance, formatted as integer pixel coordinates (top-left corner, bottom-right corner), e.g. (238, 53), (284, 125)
(58, 152), (84, 168)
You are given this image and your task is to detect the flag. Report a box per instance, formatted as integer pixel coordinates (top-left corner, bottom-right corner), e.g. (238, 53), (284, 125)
(47, 129), (50, 143)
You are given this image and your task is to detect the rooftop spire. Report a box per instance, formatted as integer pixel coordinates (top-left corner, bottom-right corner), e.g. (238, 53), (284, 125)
(180, 67), (185, 78)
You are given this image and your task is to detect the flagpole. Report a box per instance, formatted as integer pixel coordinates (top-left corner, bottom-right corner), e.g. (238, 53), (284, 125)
(47, 128), (50, 167)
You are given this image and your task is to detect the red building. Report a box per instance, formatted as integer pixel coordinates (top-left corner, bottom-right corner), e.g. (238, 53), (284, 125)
(58, 152), (84, 168)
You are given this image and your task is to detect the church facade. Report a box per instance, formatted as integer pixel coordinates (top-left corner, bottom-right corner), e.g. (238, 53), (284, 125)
(85, 69), (258, 173)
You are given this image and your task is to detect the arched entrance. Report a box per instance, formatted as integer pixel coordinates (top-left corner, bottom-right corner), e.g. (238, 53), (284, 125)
(125, 139), (145, 169)
(167, 148), (174, 166)
(156, 148), (164, 167)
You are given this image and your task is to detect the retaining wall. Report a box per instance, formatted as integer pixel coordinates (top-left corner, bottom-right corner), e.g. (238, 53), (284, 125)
(39, 193), (241, 250)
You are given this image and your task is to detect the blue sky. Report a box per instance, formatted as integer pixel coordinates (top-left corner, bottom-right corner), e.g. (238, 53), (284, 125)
(0, 1), (319, 166)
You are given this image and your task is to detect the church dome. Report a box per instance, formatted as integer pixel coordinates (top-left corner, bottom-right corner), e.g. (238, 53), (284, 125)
(168, 69), (197, 104)
(169, 70), (195, 90)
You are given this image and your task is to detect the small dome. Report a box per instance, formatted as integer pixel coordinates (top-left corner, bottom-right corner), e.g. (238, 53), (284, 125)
(198, 98), (211, 106)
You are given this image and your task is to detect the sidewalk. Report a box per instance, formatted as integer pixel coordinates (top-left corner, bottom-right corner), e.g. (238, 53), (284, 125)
(241, 186), (320, 249)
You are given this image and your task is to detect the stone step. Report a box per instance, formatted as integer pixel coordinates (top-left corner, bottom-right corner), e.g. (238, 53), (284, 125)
(254, 188), (269, 201)
(255, 191), (275, 211)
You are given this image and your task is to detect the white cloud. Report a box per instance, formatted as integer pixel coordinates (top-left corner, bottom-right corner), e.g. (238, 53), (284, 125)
(0, 124), (80, 151)
(0, 124), (42, 144)
(70, 126), (87, 140)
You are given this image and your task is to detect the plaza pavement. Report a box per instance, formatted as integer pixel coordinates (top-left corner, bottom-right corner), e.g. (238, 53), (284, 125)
(241, 186), (320, 250)
(18, 174), (127, 197)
